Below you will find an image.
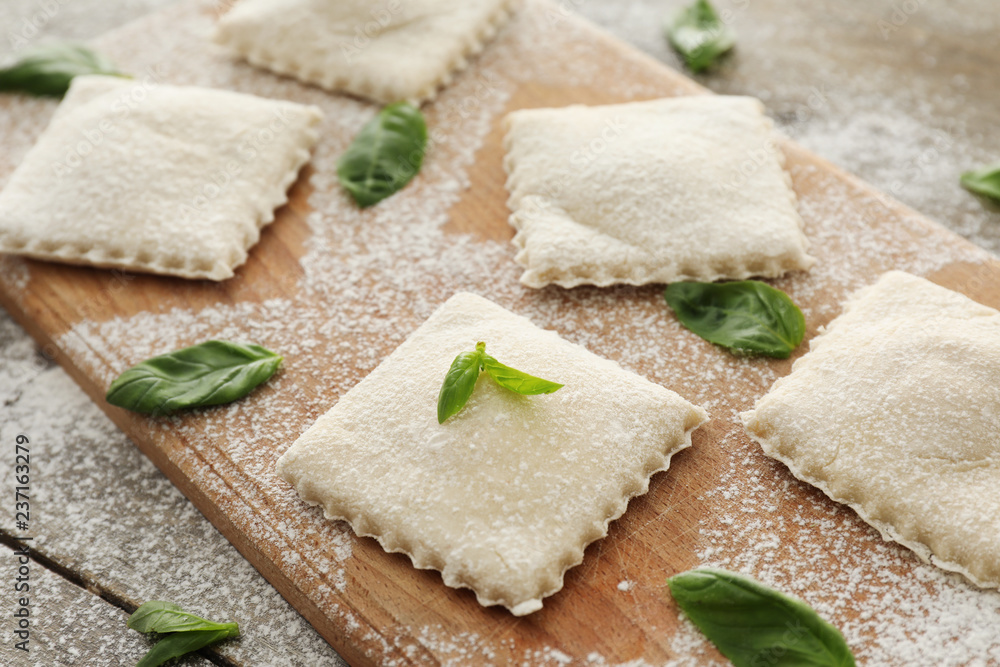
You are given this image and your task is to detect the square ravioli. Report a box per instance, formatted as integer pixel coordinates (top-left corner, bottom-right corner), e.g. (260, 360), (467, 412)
(278, 292), (707, 615)
(215, 0), (514, 104)
(502, 95), (815, 288)
(0, 75), (322, 280)
(742, 271), (1000, 589)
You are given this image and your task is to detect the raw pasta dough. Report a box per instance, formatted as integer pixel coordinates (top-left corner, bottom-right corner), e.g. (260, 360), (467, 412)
(215, 0), (515, 104)
(278, 292), (708, 615)
(0, 75), (322, 280)
(742, 271), (1000, 588)
(503, 95), (815, 288)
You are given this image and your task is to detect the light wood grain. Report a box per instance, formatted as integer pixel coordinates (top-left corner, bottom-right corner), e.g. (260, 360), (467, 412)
(1, 1), (999, 665)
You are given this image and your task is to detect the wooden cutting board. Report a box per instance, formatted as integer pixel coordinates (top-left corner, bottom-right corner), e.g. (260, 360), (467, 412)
(2, 0), (999, 664)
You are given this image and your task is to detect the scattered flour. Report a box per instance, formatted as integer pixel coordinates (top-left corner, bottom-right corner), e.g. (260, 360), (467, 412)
(0, 365), (348, 666)
(0, 0), (997, 664)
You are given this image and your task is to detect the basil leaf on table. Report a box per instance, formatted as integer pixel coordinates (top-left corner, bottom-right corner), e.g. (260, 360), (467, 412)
(127, 601), (238, 635)
(337, 101), (427, 207)
(105, 340), (282, 415)
(960, 162), (1000, 202)
(128, 601), (239, 667)
(667, 568), (855, 667)
(437, 341), (563, 423)
(664, 280), (805, 358)
(665, 0), (735, 73)
(482, 356), (564, 395)
(0, 43), (127, 97)
(136, 628), (238, 667)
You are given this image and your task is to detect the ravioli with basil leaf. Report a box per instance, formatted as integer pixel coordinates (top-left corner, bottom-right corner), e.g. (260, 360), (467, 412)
(278, 292), (708, 616)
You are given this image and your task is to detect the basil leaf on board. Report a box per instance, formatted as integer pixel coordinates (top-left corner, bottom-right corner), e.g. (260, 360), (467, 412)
(0, 43), (127, 97)
(437, 342), (485, 424)
(665, 0), (735, 73)
(128, 601), (238, 635)
(960, 162), (1000, 202)
(105, 340), (282, 416)
(136, 628), (238, 667)
(667, 568), (855, 667)
(337, 101), (427, 208)
(482, 355), (563, 395)
(664, 281), (805, 358)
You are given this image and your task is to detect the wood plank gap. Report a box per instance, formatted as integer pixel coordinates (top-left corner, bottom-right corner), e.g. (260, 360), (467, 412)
(0, 291), (398, 663)
(0, 529), (240, 667)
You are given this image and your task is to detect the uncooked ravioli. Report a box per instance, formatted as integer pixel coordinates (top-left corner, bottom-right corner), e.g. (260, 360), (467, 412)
(742, 270), (1000, 588)
(0, 75), (322, 280)
(501, 95), (815, 288)
(278, 292), (708, 615)
(215, 0), (515, 104)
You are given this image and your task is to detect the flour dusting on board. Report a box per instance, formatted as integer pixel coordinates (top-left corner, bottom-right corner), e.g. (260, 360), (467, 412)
(0, 0), (988, 663)
(0, 367), (347, 666)
(697, 428), (1000, 666)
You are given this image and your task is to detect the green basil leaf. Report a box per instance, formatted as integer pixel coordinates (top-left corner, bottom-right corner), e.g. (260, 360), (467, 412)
(128, 601), (238, 635)
(105, 340), (282, 416)
(667, 569), (855, 667)
(665, 0), (735, 73)
(960, 162), (1000, 202)
(337, 101), (427, 208)
(436, 343), (484, 424)
(136, 628), (238, 667)
(664, 280), (805, 358)
(437, 342), (566, 423)
(0, 43), (127, 97)
(482, 355), (563, 395)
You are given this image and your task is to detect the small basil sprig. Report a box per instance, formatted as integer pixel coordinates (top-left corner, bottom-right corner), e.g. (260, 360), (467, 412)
(106, 340), (282, 416)
(128, 601), (239, 667)
(665, 280), (805, 359)
(665, 0), (735, 73)
(960, 162), (1000, 203)
(0, 43), (127, 97)
(667, 569), (856, 667)
(437, 342), (563, 423)
(337, 101), (427, 208)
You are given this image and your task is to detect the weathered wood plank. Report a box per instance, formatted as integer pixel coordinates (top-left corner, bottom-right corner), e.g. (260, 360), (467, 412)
(0, 541), (213, 667)
(0, 364), (346, 666)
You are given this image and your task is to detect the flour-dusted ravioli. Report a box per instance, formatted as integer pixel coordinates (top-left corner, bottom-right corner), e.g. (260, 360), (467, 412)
(0, 75), (322, 280)
(215, 0), (515, 104)
(502, 96), (815, 288)
(742, 271), (1000, 588)
(278, 292), (708, 615)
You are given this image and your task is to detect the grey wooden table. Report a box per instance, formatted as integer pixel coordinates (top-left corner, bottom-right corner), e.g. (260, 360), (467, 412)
(1, 1), (997, 665)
